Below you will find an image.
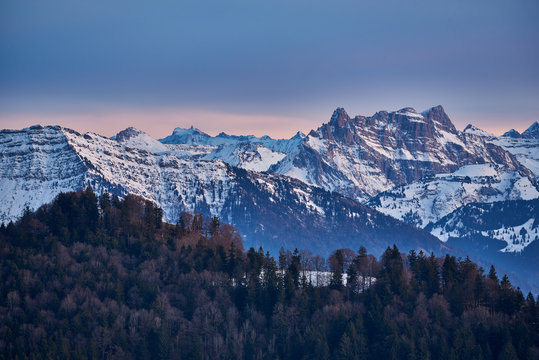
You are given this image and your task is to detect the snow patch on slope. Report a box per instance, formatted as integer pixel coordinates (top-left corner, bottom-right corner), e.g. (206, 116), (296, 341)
(371, 164), (539, 229)
(486, 218), (537, 253)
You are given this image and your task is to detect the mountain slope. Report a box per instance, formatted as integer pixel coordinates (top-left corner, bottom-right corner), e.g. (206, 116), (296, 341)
(426, 199), (539, 292)
(369, 163), (538, 229)
(0, 125), (443, 256)
(427, 199), (538, 252)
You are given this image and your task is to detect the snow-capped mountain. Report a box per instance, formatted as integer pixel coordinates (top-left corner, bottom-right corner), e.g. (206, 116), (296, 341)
(115, 107), (535, 207)
(157, 126), (306, 171)
(0, 125), (443, 256)
(1, 114), (537, 291)
(463, 121), (539, 180)
(502, 129), (521, 138)
(462, 124), (494, 138)
(201, 142), (287, 172)
(114, 127), (168, 153)
(522, 121), (539, 139)
(360, 120), (539, 274)
(268, 106), (532, 201)
(160, 126), (306, 153)
(369, 163), (538, 228)
(493, 137), (539, 179)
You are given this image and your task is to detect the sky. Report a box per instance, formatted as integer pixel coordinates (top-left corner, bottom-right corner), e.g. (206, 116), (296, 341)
(1, 0), (538, 139)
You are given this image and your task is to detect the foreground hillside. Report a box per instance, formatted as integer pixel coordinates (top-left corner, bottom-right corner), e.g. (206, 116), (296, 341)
(1, 190), (537, 359)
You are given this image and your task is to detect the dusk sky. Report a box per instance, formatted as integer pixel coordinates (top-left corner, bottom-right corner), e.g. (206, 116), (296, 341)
(1, 0), (538, 139)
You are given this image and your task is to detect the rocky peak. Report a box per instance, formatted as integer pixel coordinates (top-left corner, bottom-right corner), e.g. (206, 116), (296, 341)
(522, 121), (539, 139)
(318, 107), (357, 143)
(396, 107), (419, 114)
(329, 107), (351, 127)
(173, 126), (206, 136)
(114, 127), (144, 142)
(421, 105), (456, 133)
(502, 129), (521, 138)
(114, 127), (167, 153)
(463, 124), (494, 138)
(160, 126), (211, 145)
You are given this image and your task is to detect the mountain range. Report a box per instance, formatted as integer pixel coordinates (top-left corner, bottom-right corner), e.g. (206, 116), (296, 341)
(1, 106), (537, 290)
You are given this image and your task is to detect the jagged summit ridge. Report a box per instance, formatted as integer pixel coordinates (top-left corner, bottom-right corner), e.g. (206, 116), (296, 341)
(269, 105), (531, 201)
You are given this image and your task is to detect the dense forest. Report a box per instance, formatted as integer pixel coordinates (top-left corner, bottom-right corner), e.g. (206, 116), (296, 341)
(0, 188), (538, 359)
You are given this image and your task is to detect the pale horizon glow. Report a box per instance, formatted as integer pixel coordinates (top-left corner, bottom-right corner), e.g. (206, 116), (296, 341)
(0, 107), (535, 140)
(0, 109), (320, 140)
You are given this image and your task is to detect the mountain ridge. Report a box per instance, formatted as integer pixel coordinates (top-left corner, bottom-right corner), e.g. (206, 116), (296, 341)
(0, 124), (443, 257)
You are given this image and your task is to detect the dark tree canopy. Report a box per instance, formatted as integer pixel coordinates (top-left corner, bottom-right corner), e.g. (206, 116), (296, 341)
(0, 189), (537, 359)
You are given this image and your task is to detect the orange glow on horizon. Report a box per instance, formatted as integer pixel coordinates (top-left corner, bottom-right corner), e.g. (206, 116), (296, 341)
(0, 109), (320, 140)
(0, 108), (534, 139)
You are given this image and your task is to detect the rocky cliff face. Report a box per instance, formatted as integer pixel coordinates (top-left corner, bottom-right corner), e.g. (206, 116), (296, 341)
(270, 106), (532, 201)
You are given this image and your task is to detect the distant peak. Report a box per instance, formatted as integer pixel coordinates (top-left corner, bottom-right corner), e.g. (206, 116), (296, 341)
(393, 107), (424, 120)
(114, 127), (145, 142)
(171, 126), (208, 137)
(160, 126), (211, 144)
(525, 121), (538, 131)
(292, 131), (306, 139)
(502, 129), (521, 138)
(420, 105), (455, 131)
(396, 107), (417, 114)
(330, 107), (350, 125)
(463, 124), (493, 137)
(125, 126), (143, 133)
(522, 121), (539, 139)
(331, 107), (348, 119)
(427, 105), (445, 112)
(174, 126), (199, 133)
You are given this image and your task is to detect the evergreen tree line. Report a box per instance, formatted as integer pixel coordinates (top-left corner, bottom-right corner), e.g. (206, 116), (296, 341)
(0, 188), (537, 359)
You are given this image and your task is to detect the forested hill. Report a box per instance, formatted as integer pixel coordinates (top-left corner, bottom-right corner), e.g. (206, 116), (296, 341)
(1, 189), (538, 359)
